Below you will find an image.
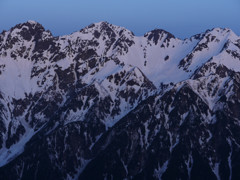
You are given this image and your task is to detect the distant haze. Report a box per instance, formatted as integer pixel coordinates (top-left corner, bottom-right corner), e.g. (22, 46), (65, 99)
(0, 0), (239, 39)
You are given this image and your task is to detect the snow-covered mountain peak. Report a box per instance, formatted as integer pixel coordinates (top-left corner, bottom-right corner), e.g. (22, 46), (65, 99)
(10, 21), (46, 35)
(78, 21), (134, 39)
(0, 20), (52, 54)
(144, 29), (175, 45)
(177, 27), (240, 77)
(26, 20), (39, 25)
(203, 27), (239, 43)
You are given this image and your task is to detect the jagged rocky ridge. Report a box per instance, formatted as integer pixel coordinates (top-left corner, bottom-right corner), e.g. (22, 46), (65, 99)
(0, 21), (240, 179)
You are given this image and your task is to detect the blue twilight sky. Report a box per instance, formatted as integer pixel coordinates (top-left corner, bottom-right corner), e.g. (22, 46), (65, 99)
(0, 0), (239, 39)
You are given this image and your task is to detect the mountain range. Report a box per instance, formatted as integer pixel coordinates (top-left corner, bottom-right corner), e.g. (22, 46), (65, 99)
(0, 21), (240, 179)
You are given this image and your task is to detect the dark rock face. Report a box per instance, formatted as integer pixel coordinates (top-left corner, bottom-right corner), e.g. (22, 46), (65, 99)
(144, 29), (175, 45)
(0, 21), (240, 180)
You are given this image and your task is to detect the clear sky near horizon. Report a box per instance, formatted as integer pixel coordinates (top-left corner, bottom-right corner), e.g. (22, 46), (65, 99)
(0, 0), (239, 39)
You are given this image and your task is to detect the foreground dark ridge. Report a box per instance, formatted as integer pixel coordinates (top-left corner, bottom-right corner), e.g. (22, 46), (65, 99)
(0, 21), (240, 179)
